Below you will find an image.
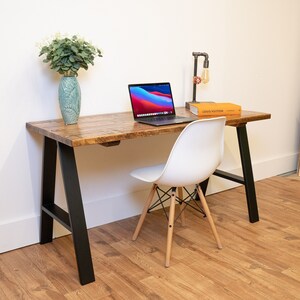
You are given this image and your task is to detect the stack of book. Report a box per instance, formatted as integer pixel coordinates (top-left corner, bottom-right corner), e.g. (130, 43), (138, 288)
(189, 102), (241, 116)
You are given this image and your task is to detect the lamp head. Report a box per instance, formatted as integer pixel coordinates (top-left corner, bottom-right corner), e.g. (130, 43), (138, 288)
(201, 68), (209, 84)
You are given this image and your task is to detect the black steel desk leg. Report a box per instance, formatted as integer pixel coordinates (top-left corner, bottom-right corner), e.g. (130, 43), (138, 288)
(236, 125), (259, 223)
(40, 137), (57, 244)
(58, 142), (95, 285)
(194, 178), (209, 201)
(200, 178), (209, 195)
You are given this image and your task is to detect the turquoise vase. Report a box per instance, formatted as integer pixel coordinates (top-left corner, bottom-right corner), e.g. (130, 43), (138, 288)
(58, 76), (81, 125)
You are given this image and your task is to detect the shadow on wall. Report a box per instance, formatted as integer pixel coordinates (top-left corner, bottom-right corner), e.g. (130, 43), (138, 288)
(75, 133), (180, 203)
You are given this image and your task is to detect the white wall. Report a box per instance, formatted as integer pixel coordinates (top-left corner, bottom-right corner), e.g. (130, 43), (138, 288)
(1, 0), (300, 253)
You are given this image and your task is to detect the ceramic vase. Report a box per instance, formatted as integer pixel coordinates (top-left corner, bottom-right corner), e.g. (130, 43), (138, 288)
(58, 76), (81, 125)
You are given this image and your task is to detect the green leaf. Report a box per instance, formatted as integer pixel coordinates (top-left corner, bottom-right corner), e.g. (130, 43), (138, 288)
(73, 62), (80, 69)
(39, 46), (49, 56)
(80, 52), (87, 58)
(69, 56), (75, 63)
(56, 47), (63, 55)
(71, 46), (78, 53)
(53, 55), (60, 62)
(74, 55), (83, 62)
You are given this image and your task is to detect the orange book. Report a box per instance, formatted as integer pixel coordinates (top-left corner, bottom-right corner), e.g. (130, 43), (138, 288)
(189, 102), (241, 116)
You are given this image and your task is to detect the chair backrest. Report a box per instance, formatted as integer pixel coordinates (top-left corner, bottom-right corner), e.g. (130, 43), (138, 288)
(155, 117), (226, 187)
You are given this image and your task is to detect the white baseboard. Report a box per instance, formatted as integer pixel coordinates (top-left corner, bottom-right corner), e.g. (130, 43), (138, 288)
(0, 216), (40, 253)
(1, 153), (297, 253)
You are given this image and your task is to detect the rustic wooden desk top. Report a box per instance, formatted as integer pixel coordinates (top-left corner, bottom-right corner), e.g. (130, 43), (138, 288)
(26, 108), (271, 147)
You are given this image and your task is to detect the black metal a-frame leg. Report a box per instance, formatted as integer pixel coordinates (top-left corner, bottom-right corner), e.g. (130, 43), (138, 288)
(40, 137), (57, 244)
(236, 125), (259, 223)
(40, 137), (95, 285)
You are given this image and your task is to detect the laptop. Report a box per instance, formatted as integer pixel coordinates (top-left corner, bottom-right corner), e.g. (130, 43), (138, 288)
(128, 82), (196, 126)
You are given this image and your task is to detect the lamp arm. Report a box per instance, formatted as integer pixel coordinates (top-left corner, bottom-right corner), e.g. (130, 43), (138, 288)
(192, 52), (209, 102)
(192, 52), (209, 67)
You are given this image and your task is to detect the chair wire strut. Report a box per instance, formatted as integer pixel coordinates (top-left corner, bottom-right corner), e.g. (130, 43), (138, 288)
(147, 185), (206, 223)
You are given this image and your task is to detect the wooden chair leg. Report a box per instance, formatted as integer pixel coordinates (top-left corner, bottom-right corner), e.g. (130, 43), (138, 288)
(178, 187), (186, 226)
(165, 187), (177, 267)
(132, 184), (157, 241)
(197, 185), (222, 249)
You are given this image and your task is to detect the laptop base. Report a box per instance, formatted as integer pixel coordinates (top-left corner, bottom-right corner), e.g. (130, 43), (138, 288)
(136, 116), (196, 126)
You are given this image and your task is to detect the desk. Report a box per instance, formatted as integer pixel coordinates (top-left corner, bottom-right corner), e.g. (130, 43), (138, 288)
(26, 108), (271, 285)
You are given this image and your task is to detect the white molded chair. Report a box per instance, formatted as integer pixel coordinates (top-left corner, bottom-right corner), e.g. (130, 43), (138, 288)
(130, 117), (226, 267)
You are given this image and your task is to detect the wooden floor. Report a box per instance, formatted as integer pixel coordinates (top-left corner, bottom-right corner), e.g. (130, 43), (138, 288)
(1, 176), (300, 299)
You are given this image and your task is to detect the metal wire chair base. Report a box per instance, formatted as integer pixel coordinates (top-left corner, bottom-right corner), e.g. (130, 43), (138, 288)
(147, 185), (206, 223)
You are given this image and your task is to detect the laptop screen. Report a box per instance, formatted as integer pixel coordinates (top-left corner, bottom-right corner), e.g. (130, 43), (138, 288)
(128, 82), (175, 119)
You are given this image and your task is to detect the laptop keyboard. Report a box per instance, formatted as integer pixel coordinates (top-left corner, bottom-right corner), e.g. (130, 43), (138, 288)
(150, 115), (182, 121)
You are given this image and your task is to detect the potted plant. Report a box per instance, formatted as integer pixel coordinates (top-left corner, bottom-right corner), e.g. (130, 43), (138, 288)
(39, 34), (102, 124)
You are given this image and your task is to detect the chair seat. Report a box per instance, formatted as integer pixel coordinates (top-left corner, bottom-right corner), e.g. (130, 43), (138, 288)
(130, 164), (165, 183)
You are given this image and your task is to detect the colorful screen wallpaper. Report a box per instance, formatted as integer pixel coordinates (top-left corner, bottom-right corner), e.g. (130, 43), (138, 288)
(129, 83), (175, 118)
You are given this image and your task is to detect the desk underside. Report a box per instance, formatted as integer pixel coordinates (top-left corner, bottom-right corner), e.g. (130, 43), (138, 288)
(26, 108), (271, 147)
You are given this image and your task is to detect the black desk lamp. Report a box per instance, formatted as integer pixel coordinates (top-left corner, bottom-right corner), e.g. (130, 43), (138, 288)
(186, 52), (209, 109)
